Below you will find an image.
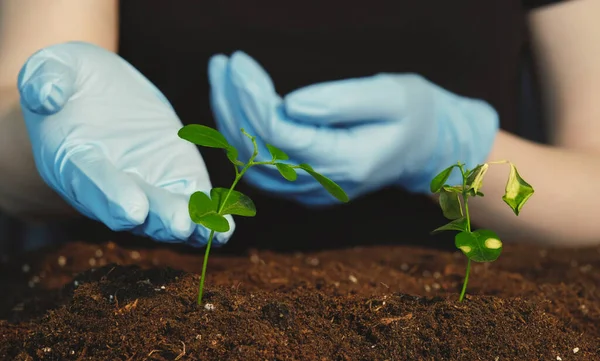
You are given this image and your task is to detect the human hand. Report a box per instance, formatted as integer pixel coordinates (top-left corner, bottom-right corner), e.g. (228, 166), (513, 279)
(17, 41), (235, 246)
(208, 51), (499, 205)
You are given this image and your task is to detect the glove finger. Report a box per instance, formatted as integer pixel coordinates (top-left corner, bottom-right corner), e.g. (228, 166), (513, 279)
(63, 147), (150, 231)
(283, 74), (414, 125)
(226, 52), (320, 152)
(208, 54), (250, 154)
(17, 48), (77, 115)
(228, 51), (276, 94)
(130, 177), (236, 245)
(127, 177), (195, 242)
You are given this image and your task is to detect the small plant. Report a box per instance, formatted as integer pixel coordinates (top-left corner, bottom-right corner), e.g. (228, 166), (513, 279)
(430, 160), (534, 302)
(178, 125), (349, 304)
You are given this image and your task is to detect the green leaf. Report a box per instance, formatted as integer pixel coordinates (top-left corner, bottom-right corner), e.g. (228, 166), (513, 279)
(297, 163), (349, 203)
(178, 125), (230, 149)
(439, 188), (463, 220)
(210, 188), (256, 217)
(466, 163), (489, 194)
(502, 163), (534, 216)
(454, 230), (503, 263)
(431, 217), (468, 234)
(430, 165), (459, 193)
(197, 213), (230, 233)
(266, 144), (289, 161)
(188, 191), (217, 216)
(442, 185), (463, 194)
(225, 146), (240, 165)
(188, 191), (230, 232)
(467, 189), (485, 197)
(275, 163), (297, 181)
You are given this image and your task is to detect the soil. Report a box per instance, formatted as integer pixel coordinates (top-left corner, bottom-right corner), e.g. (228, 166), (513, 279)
(1, 234), (599, 360)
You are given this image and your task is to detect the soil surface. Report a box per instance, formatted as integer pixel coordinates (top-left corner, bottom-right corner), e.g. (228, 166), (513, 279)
(1, 236), (599, 360)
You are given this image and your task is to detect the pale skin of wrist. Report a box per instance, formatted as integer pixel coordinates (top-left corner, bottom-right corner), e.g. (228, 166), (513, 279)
(0, 87), (76, 220)
(464, 130), (599, 247)
(0, 0), (118, 220)
(462, 0), (600, 248)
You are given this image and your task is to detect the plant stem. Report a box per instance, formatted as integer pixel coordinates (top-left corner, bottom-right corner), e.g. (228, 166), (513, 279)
(458, 164), (472, 302)
(458, 258), (471, 302)
(197, 171), (246, 306)
(463, 195), (472, 233)
(197, 229), (215, 304)
(197, 129), (261, 305)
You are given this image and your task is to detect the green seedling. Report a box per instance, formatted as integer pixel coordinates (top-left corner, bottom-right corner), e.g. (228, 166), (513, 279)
(430, 160), (534, 302)
(178, 124), (349, 304)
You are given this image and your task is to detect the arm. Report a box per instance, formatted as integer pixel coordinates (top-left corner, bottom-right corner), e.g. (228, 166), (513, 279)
(0, 0), (119, 219)
(468, 0), (600, 247)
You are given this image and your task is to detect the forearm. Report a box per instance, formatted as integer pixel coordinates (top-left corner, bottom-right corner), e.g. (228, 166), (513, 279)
(0, 86), (75, 220)
(465, 129), (598, 247)
(0, 0), (118, 220)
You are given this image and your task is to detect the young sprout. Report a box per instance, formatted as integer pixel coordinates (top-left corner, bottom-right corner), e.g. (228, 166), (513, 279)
(430, 160), (534, 302)
(178, 125), (349, 304)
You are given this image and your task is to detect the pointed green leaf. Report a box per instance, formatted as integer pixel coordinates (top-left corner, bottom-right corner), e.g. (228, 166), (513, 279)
(178, 125), (230, 149)
(275, 163), (297, 181)
(439, 188), (463, 220)
(266, 144), (289, 161)
(502, 163), (534, 216)
(442, 185), (463, 194)
(188, 191), (230, 232)
(226, 146), (241, 165)
(210, 188), (256, 217)
(466, 163), (489, 194)
(431, 217), (468, 234)
(430, 165), (459, 193)
(297, 163), (349, 203)
(454, 229), (502, 263)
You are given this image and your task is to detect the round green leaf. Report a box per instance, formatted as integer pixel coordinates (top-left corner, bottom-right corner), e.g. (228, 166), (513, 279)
(188, 191), (230, 232)
(196, 213), (231, 232)
(439, 189), (463, 220)
(188, 191), (217, 221)
(454, 230), (503, 263)
(297, 163), (349, 203)
(210, 188), (256, 217)
(275, 163), (297, 181)
(266, 144), (289, 161)
(178, 125), (230, 149)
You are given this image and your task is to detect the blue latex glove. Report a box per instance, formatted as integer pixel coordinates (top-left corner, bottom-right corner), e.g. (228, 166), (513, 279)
(17, 41), (235, 246)
(208, 51), (499, 205)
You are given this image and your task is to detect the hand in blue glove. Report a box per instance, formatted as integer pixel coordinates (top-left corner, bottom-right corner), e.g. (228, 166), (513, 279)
(17, 41), (235, 246)
(208, 51), (499, 205)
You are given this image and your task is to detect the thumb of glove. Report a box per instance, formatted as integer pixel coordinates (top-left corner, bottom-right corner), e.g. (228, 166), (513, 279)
(17, 48), (77, 115)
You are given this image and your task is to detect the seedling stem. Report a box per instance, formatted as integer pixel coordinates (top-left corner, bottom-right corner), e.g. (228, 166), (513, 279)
(178, 125), (349, 305)
(430, 160), (534, 302)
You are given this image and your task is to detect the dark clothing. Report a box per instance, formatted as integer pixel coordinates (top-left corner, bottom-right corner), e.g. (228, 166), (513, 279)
(116, 0), (565, 251)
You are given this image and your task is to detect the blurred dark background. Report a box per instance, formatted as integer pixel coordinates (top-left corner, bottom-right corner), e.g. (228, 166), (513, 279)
(0, 1), (549, 256)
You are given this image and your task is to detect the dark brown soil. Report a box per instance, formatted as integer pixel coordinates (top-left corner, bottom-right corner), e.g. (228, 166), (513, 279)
(1, 237), (599, 360)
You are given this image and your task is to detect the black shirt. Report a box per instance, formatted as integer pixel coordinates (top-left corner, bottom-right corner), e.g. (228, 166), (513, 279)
(116, 0), (565, 251)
